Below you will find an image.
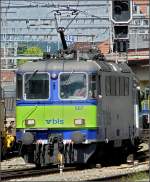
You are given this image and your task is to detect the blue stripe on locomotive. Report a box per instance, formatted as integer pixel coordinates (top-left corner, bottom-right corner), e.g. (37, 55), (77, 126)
(16, 129), (98, 141)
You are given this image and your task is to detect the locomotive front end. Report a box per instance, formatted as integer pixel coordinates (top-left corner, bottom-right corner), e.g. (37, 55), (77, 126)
(16, 61), (98, 166)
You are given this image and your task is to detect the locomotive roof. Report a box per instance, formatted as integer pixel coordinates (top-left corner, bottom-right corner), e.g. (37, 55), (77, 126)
(17, 60), (132, 73)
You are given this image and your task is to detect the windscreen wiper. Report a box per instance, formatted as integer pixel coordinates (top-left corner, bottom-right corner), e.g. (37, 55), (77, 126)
(25, 70), (38, 86)
(64, 70), (74, 85)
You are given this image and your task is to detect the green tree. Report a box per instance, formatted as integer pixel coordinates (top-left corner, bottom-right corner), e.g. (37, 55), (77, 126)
(17, 47), (43, 66)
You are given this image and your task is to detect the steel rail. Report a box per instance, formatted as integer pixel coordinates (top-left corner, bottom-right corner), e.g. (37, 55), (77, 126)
(1, 161), (149, 181)
(1, 166), (76, 181)
(1, 144), (149, 181)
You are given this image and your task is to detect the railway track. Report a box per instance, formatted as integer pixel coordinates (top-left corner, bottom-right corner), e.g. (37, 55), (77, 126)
(1, 166), (76, 181)
(1, 145), (149, 181)
(1, 160), (149, 181)
(1, 161), (149, 181)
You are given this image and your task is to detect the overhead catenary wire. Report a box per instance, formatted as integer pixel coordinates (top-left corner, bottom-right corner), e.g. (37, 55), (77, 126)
(0, 0), (149, 45)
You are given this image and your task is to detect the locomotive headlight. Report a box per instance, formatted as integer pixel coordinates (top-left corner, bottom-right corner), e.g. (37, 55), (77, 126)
(25, 119), (35, 126)
(74, 119), (85, 125)
(51, 73), (58, 79)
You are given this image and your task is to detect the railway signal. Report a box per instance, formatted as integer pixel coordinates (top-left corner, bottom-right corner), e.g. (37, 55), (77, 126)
(111, 0), (132, 53)
(113, 39), (129, 52)
(112, 25), (129, 52)
(114, 25), (128, 39)
(111, 0), (132, 24)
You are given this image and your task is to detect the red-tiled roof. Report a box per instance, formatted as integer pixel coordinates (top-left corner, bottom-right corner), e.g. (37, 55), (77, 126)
(72, 42), (92, 51)
(73, 41), (110, 55)
(97, 40), (110, 55)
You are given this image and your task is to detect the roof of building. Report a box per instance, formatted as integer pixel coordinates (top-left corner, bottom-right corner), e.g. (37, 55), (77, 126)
(71, 42), (93, 51)
(97, 40), (110, 55)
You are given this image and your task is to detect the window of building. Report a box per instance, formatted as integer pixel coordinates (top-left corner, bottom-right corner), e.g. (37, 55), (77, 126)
(134, 19), (141, 26)
(143, 19), (149, 26)
(133, 4), (137, 14)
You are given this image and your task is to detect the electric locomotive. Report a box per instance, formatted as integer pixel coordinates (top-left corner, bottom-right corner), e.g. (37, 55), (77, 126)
(16, 28), (141, 167)
(16, 56), (141, 167)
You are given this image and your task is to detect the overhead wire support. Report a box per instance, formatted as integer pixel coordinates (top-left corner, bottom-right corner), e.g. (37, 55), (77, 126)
(1, 4), (108, 9)
(0, 17), (109, 21)
(53, 5), (80, 51)
(54, 8), (79, 31)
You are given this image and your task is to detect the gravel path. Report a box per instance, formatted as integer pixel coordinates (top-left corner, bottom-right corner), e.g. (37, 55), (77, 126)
(1, 157), (35, 170)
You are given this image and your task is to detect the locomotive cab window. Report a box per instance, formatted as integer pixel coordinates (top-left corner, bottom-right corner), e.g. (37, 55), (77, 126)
(24, 73), (49, 100)
(59, 73), (87, 99)
(16, 73), (23, 99)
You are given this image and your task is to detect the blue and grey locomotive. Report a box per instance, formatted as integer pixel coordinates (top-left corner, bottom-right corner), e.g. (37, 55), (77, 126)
(16, 56), (141, 167)
(16, 28), (141, 167)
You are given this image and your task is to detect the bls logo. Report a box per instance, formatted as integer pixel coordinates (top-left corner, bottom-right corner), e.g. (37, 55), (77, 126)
(46, 119), (64, 124)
